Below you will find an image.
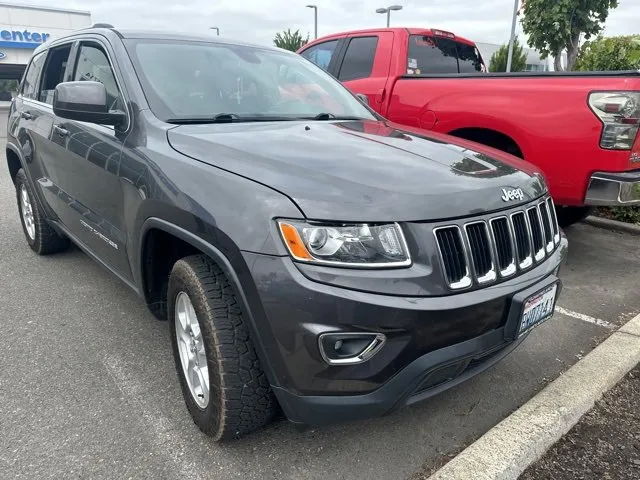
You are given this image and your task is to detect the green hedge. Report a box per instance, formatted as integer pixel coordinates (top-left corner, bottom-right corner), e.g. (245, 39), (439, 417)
(577, 35), (640, 224)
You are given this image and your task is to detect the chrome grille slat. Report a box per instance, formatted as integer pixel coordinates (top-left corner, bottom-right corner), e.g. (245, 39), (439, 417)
(464, 222), (496, 284)
(527, 206), (546, 262)
(434, 226), (472, 290)
(435, 196), (558, 290)
(539, 201), (555, 253)
(490, 217), (516, 277)
(546, 197), (561, 244)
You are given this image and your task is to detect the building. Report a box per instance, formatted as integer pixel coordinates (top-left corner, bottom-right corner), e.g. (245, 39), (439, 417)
(0, 2), (91, 88)
(475, 41), (550, 72)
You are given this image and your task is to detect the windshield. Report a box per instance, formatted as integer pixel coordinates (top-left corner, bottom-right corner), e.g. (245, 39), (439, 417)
(123, 39), (376, 122)
(407, 35), (485, 74)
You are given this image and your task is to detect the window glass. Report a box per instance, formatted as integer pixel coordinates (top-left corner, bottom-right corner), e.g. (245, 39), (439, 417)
(338, 36), (378, 81)
(21, 52), (46, 100)
(407, 35), (484, 74)
(457, 43), (484, 73)
(124, 39), (376, 122)
(39, 44), (72, 104)
(300, 40), (339, 72)
(74, 43), (124, 111)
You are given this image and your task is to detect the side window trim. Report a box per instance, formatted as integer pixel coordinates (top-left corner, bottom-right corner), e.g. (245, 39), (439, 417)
(69, 38), (131, 131)
(327, 38), (347, 76)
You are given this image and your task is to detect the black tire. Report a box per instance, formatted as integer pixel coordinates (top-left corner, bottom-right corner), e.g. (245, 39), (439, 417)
(168, 254), (276, 440)
(555, 206), (593, 228)
(15, 169), (69, 255)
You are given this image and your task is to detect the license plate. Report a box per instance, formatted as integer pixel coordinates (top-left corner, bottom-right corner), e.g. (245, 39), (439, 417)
(518, 283), (558, 337)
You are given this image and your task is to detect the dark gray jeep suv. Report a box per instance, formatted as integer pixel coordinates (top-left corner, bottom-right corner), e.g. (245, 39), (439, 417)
(6, 25), (567, 440)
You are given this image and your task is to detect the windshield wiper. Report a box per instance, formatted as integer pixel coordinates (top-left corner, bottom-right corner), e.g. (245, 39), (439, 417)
(166, 114), (299, 125)
(307, 113), (367, 121)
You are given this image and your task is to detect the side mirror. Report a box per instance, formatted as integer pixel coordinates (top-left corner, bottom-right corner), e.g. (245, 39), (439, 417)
(355, 93), (369, 105)
(53, 81), (126, 126)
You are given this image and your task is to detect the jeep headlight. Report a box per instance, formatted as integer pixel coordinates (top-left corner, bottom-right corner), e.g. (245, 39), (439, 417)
(277, 220), (411, 267)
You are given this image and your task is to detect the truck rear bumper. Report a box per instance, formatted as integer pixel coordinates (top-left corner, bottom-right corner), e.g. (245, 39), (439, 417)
(584, 170), (640, 206)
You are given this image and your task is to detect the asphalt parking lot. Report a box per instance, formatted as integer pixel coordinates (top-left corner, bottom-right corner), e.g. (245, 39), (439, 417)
(1, 150), (639, 480)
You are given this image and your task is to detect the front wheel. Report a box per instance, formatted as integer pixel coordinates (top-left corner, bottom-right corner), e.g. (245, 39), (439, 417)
(168, 255), (276, 440)
(555, 206), (593, 228)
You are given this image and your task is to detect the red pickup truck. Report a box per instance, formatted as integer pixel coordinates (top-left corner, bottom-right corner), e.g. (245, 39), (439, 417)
(298, 28), (640, 227)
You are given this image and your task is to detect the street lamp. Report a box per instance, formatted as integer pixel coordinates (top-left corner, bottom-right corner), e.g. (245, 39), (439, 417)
(375, 5), (403, 28)
(306, 5), (317, 39)
(210, 27), (219, 36)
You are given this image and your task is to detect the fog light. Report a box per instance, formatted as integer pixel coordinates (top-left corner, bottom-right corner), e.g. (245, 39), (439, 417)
(318, 332), (386, 365)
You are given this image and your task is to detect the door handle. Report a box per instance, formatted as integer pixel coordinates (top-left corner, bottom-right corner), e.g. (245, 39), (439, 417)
(53, 125), (69, 137)
(20, 112), (32, 120)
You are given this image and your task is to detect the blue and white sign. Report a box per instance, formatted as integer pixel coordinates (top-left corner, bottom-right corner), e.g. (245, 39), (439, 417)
(0, 52), (5, 59)
(0, 29), (50, 49)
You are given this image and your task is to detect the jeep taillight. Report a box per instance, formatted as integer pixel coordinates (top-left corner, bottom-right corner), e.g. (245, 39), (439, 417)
(589, 91), (640, 150)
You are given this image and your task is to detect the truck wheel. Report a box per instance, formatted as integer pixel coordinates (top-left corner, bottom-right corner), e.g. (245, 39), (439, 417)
(168, 255), (276, 440)
(14, 169), (69, 255)
(555, 206), (593, 228)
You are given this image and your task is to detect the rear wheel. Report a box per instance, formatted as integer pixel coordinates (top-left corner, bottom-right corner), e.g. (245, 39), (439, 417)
(15, 169), (69, 255)
(168, 255), (276, 440)
(555, 206), (593, 228)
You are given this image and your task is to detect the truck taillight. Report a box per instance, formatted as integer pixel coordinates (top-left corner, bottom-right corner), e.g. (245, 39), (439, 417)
(589, 91), (640, 150)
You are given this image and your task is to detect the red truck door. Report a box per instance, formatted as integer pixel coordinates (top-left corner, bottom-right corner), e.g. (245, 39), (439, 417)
(331, 32), (394, 116)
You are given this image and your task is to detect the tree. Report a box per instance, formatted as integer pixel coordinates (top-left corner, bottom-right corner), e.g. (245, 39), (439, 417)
(521, 0), (619, 71)
(489, 37), (528, 72)
(273, 29), (309, 52)
(575, 35), (640, 71)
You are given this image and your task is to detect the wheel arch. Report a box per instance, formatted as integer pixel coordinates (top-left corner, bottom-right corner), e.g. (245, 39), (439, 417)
(448, 127), (525, 159)
(138, 217), (282, 388)
(6, 142), (25, 184)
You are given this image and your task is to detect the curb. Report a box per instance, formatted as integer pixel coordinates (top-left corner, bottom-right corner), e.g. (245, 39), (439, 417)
(582, 215), (640, 235)
(426, 313), (640, 480)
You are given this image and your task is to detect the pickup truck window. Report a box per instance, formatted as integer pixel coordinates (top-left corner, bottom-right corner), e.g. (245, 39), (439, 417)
(300, 39), (339, 72)
(21, 51), (46, 100)
(125, 39), (375, 122)
(407, 35), (483, 74)
(338, 36), (378, 82)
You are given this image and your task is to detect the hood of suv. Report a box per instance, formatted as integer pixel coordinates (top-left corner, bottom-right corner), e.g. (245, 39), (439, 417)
(167, 119), (546, 222)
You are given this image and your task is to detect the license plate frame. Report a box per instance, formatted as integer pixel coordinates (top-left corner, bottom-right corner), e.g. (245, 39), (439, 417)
(518, 283), (559, 337)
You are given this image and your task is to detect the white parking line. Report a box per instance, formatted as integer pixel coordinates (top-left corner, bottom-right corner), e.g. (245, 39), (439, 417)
(555, 306), (615, 330)
(103, 355), (206, 480)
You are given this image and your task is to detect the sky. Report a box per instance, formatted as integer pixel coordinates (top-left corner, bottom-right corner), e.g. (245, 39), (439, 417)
(17, 0), (640, 48)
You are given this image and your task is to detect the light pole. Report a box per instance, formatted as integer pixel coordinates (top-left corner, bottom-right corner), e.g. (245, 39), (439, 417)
(210, 27), (219, 36)
(505, 0), (519, 72)
(306, 5), (317, 39)
(375, 5), (403, 28)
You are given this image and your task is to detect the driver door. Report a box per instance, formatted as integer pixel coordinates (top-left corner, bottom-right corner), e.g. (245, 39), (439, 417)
(54, 39), (133, 280)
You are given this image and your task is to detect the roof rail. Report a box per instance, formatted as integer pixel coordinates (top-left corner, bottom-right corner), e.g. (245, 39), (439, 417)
(91, 23), (115, 28)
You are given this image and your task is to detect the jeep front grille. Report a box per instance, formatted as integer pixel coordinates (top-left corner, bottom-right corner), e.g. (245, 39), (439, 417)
(434, 196), (561, 290)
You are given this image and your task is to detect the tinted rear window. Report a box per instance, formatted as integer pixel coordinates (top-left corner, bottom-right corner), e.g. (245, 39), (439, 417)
(407, 35), (484, 74)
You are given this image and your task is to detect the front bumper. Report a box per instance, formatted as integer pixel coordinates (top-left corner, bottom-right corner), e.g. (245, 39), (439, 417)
(243, 234), (568, 426)
(584, 170), (640, 206)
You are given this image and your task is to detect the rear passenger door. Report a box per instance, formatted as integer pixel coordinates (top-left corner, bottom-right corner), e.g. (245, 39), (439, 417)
(333, 32), (394, 115)
(13, 44), (75, 223)
(53, 39), (133, 280)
